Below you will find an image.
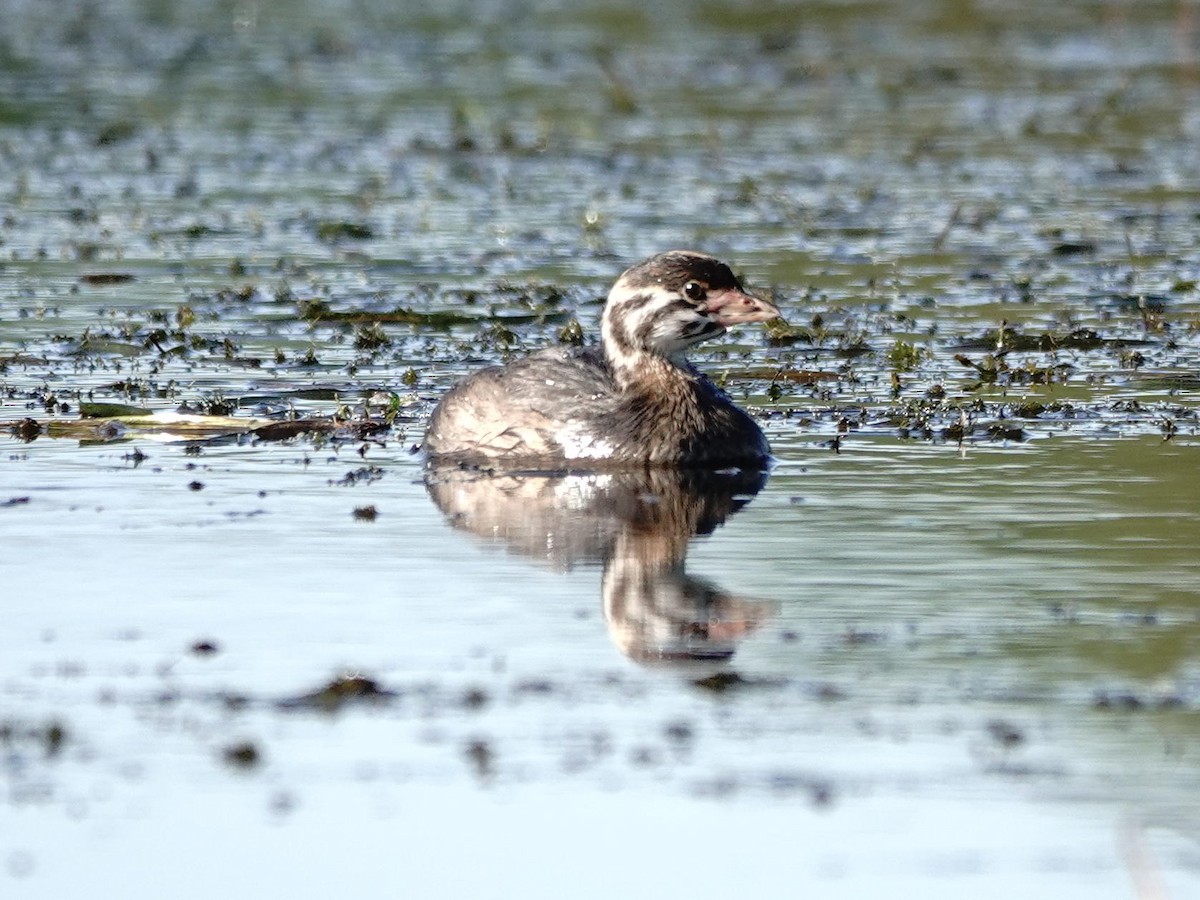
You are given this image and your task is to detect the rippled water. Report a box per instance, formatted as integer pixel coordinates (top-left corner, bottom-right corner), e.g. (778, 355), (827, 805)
(2, 1), (1199, 897)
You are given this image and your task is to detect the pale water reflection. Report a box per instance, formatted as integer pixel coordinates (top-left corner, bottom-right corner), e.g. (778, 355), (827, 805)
(426, 466), (775, 666)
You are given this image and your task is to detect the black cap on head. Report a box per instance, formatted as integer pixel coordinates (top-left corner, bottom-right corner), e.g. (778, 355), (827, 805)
(621, 251), (744, 293)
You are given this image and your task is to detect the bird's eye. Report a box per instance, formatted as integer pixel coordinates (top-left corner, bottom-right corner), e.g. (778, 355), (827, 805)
(683, 281), (706, 302)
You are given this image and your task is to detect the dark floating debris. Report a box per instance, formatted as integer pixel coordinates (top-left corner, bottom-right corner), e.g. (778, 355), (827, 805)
(953, 351), (1073, 387)
(1050, 240), (1095, 256)
(663, 721), (694, 744)
(986, 423), (1026, 442)
(693, 672), (765, 693)
(251, 418), (389, 442)
(190, 639), (220, 656)
(314, 221), (374, 242)
(95, 120), (137, 145)
(8, 418), (41, 442)
(843, 628), (886, 646)
(461, 687), (490, 710)
(221, 740), (262, 769)
(809, 682), (848, 702)
(79, 272), (135, 285)
(985, 719), (1025, 749)
(1093, 689), (1187, 712)
(332, 465), (385, 487)
(277, 674), (398, 712)
(464, 738), (495, 778)
(1, 412), (397, 445)
(954, 326), (1147, 354)
(299, 300), (483, 328)
(0, 719), (68, 758)
(767, 772), (835, 807)
(511, 678), (555, 697)
(1096, 292), (1170, 313)
(691, 672), (782, 696)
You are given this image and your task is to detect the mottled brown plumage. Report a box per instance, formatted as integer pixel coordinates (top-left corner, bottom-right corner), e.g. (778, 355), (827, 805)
(423, 251), (780, 469)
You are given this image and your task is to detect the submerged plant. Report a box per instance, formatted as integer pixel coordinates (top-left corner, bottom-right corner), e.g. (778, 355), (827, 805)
(886, 339), (927, 372)
(354, 323), (392, 351)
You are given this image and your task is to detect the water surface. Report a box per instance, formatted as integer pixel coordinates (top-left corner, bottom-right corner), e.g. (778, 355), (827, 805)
(2, 0), (1199, 896)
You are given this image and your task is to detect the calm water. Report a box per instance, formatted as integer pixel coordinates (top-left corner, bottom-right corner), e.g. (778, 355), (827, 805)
(2, 0), (1199, 897)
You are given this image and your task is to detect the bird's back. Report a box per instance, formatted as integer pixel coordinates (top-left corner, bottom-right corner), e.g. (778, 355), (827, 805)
(424, 344), (769, 469)
(424, 345), (622, 465)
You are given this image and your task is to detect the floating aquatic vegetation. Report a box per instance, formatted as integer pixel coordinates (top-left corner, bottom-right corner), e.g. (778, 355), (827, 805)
(277, 674), (398, 713)
(314, 221), (374, 242)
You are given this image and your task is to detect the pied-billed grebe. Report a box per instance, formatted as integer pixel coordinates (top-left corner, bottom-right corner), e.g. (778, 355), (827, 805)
(424, 251), (780, 468)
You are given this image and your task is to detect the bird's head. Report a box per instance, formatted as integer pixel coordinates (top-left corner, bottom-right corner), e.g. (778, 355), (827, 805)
(601, 251), (780, 373)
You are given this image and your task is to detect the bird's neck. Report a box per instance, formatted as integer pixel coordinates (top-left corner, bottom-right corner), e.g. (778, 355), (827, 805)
(601, 336), (694, 394)
(600, 282), (699, 391)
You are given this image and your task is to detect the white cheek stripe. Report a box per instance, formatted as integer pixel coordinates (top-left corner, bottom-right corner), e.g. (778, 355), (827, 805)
(601, 281), (723, 379)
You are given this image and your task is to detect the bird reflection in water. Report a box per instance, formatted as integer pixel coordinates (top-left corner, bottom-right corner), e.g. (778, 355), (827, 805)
(425, 467), (775, 669)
